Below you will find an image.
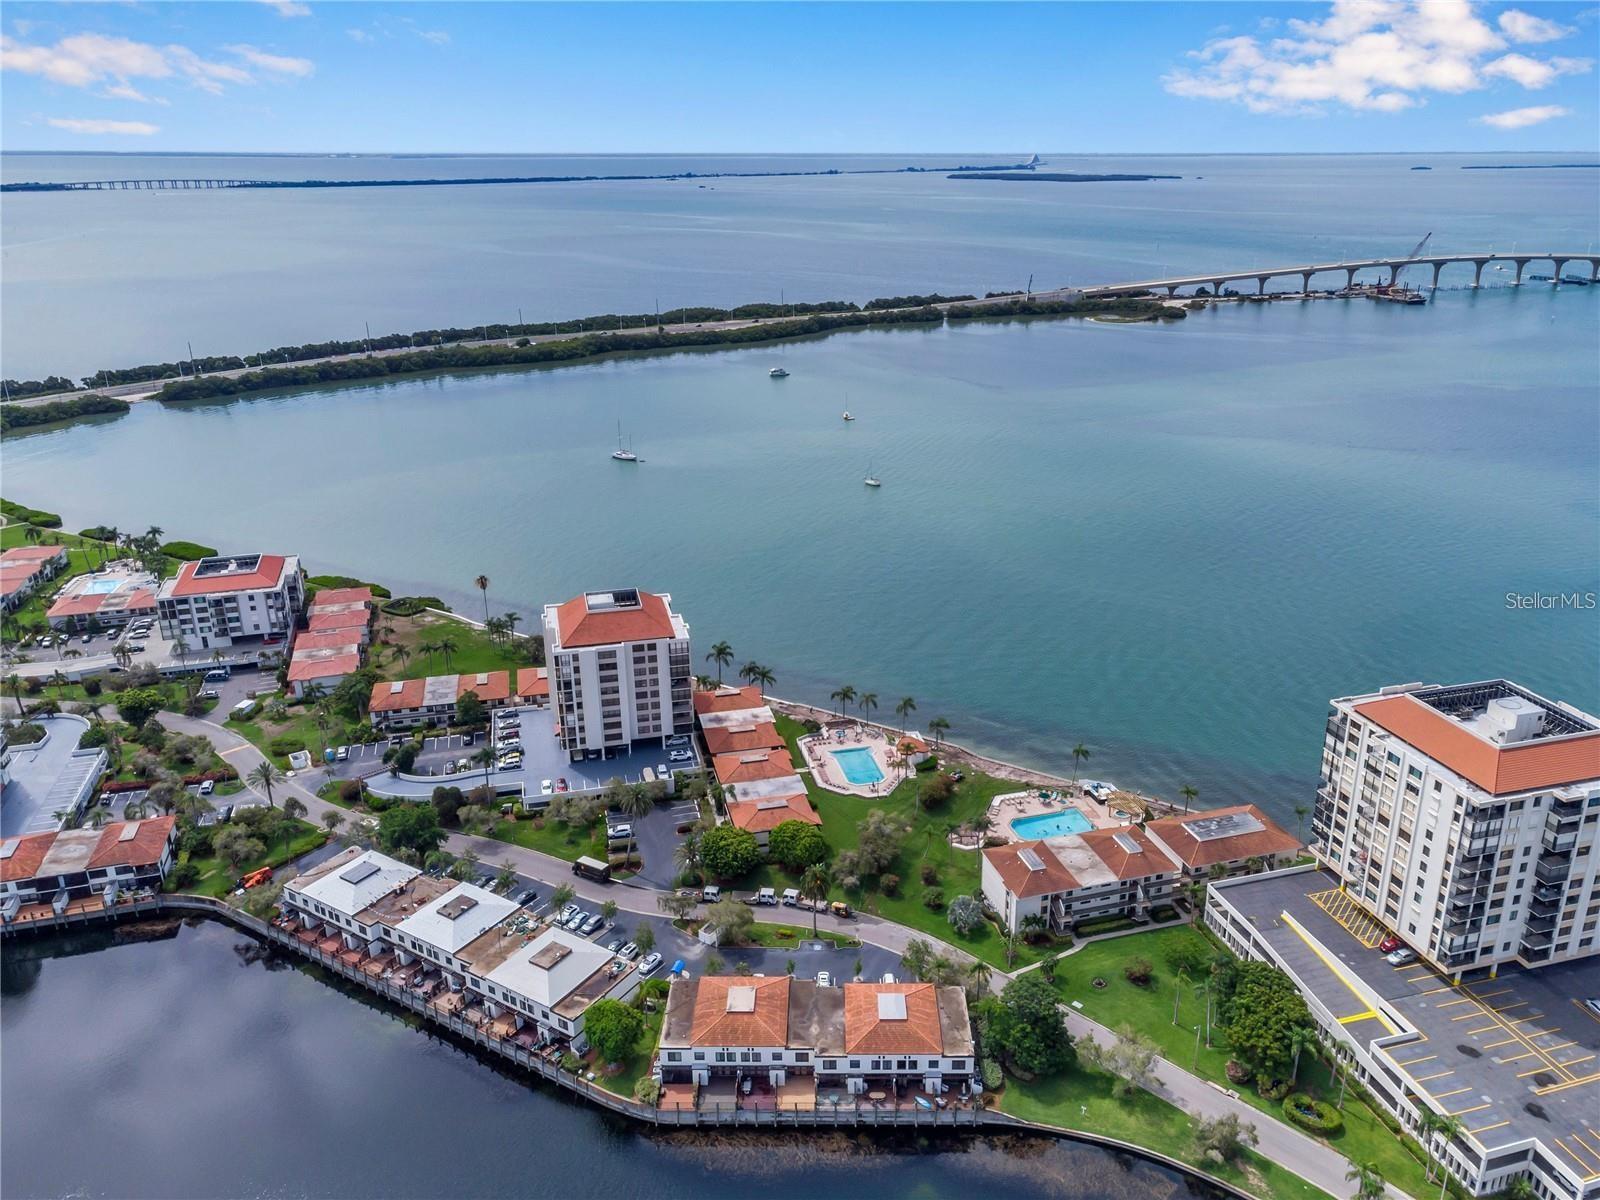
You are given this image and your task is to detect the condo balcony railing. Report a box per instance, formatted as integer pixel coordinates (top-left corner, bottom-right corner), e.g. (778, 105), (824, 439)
(1524, 911), (1557, 933)
(1520, 927), (1554, 950)
(1533, 860), (1571, 886)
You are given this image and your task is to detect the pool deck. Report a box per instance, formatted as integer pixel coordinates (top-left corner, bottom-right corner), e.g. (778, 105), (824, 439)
(797, 724), (908, 798)
(987, 787), (1128, 844)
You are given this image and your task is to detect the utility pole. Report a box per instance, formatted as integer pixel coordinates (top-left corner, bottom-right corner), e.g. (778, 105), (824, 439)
(187, 341), (197, 378)
(518, 307), (523, 328)
(1027, 273), (1033, 296)
(364, 321), (372, 354)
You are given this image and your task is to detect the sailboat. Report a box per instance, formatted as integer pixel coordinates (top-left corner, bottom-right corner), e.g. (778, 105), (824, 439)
(611, 420), (638, 462)
(842, 411), (855, 421)
(863, 461), (881, 488)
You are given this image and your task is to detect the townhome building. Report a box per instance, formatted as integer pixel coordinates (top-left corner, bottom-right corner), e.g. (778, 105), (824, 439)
(0, 544), (69, 613)
(463, 924), (641, 1053)
(543, 589), (693, 762)
(981, 825), (1179, 935)
(1146, 804), (1301, 880)
(0, 817), (177, 914)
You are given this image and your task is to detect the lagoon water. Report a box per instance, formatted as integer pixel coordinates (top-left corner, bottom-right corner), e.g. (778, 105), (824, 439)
(2, 153), (1597, 824)
(0, 919), (1189, 1200)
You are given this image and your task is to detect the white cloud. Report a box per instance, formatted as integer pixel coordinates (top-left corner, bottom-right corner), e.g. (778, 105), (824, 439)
(225, 43), (315, 77)
(101, 82), (170, 105)
(346, 28), (372, 43)
(1497, 9), (1574, 42)
(1163, 0), (1591, 116)
(164, 45), (254, 95)
(258, 0), (312, 16)
(48, 116), (160, 135)
(417, 29), (450, 46)
(1477, 103), (1570, 127)
(1482, 52), (1592, 87)
(1, 32), (170, 88)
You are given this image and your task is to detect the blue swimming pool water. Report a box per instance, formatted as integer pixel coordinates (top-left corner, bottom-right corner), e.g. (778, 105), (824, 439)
(830, 746), (885, 786)
(80, 577), (121, 594)
(1009, 809), (1094, 839)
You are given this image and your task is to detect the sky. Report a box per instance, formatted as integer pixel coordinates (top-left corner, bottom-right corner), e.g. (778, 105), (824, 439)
(2, 1), (1597, 154)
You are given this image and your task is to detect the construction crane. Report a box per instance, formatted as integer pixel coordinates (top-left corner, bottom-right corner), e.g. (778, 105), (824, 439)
(1392, 233), (1432, 286)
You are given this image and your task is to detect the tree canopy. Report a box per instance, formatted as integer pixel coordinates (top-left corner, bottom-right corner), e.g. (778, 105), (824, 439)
(377, 803), (445, 858)
(981, 972), (1075, 1077)
(1219, 961), (1313, 1077)
(582, 998), (644, 1064)
(700, 824), (760, 880)
(766, 819), (829, 872)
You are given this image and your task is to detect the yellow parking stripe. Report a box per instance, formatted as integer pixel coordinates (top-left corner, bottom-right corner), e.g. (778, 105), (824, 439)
(1432, 1087), (1472, 1101)
(1482, 1038), (1518, 1050)
(1464, 1025), (1499, 1036)
(1279, 911), (1398, 1034)
(1340, 1010), (1378, 1024)
(1451, 1103), (1491, 1117)
(1469, 1121), (1510, 1136)
(1544, 1041), (1576, 1053)
(1437, 997), (1475, 1009)
(1398, 1054), (1437, 1067)
(1414, 1070), (1455, 1082)
(1555, 1054), (1596, 1069)
(1519, 1065), (1554, 1078)
(1471, 988), (1513, 1000)
(1493, 1001), (1528, 1013)
(1496, 1053), (1535, 1064)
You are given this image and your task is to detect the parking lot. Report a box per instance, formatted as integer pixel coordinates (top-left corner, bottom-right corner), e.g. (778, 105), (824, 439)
(1220, 869), (1600, 1184)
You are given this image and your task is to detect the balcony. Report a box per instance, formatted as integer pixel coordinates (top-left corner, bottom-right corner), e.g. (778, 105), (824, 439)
(1530, 879), (1565, 903)
(1520, 926), (1554, 950)
(1524, 911), (1557, 933)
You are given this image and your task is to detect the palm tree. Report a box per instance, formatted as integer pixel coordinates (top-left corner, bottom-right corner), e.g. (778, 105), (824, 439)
(49, 670), (69, 699)
(1346, 1163), (1384, 1200)
(1070, 742), (1090, 783)
(1501, 1176), (1535, 1200)
(738, 660), (762, 686)
(1294, 804), (1310, 843)
(173, 635), (190, 670)
(503, 611), (521, 642)
(829, 685), (856, 718)
(1289, 1025), (1318, 1082)
(673, 830), (703, 881)
(418, 640), (440, 669)
(927, 716), (950, 748)
(473, 746), (496, 795)
(474, 574), (491, 628)
(145, 525), (163, 546)
(799, 863), (832, 936)
(857, 691), (878, 729)
(5, 673), (23, 715)
(1180, 783), (1198, 814)
(22, 524), (42, 546)
(1422, 1112), (1465, 1190)
(437, 636), (458, 670)
(249, 760), (284, 808)
(618, 783), (655, 871)
(391, 644), (412, 672)
(894, 696), (916, 734)
(1019, 912), (1048, 944)
(749, 664), (774, 698)
(112, 642), (134, 671)
(705, 641), (734, 685)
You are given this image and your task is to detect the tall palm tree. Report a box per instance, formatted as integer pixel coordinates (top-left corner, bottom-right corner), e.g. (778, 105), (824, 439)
(437, 636), (458, 670)
(391, 644), (412, 672)
(1294, 804), (1310, 843)
(112, 642), (135, 671)
(673, 830), (703, 881)
(1180, 784), (1198, 814)
(49, 670), (69, 699)
(927, 716), (950, 747)
(705, 641), (734, 685)
(894, 696), (916, 734)
(738, 660), (762, 686)
(473, 746), (496, 795)
(6, 673), (25, 716)
(249, 760), (284, 808)
(1289, 1025), (1318, 1082)
(857, 691), (878, 729)
(1345, 1163), (1384, 1200)
(22, 524), (42, 546)
(418, 640), (439, 670)
(173, 635), (190, 670)
(1422, 1113), (1465, 1188)
(800, 863), (832, 936)
(830, 685), (856, 718)
(1070, 742), (1090, 782)
(145, 525), (164, 545)
(618, 783), (655, 871)
(474, 574), (491, 628)
(749, 664), (775, 699)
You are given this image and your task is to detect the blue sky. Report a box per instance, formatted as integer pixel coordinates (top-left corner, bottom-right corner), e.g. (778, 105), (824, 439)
(2, 1), (1596, 153)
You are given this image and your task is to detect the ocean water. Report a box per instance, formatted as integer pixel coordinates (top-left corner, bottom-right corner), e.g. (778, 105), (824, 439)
(2, 152), (1596, 824)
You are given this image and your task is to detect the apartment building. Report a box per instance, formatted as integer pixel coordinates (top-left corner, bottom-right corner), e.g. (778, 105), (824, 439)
(542, 589), (692, 762)
(156, 553), (305, 649)
(1312, 680), (1600, 973)
(368, 669), (548, 730)
(1146, 804), (1301, 880)
(658, 975), (974, 1094)
(0, 544), (69, 613)
(1, 817), (177, 912)
(981, 825), (1179, 935)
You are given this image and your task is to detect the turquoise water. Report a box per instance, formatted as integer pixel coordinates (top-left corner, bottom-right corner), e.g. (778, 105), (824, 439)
(1010, 809), (1095, 839)
(831, 746), (886, 786)
(79, 577), (121, 594)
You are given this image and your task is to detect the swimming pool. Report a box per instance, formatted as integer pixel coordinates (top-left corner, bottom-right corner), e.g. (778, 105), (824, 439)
(829, 746), (885, 786)
(80, 577), (122, 594)
(1009, 809), (1094, 839)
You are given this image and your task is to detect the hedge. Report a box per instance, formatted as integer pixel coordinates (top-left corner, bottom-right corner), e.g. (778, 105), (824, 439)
(161, 541), (219, 560)
(1, 498), (62, 528)
(1283, 1093), (1344, 1135)
(1073, 913), (1141, 937)
(308, 574), (393, 599)
(383, 595), (447, 616)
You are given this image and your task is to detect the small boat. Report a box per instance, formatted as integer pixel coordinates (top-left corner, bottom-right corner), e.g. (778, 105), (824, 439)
(842, 411), (854, 421)
(769, 367), (789, 378)
(915, 1096), (934, 1111)
(864, 461), (881, 488)
(611, 420), (638, 462)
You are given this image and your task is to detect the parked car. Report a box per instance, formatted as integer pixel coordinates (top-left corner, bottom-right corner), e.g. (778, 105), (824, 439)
(816, 971), (833, 988)
(564, 911), (588, 931)
(606, 938), (624, 953)
(1385, 948), (1417, 966)
(555, 778), (569, 792)
(81, 633), (93, 645)
(580, 914), (604, 936)
(668, 749), (693, 763)
(756, 887), (776, 906)
(702, 885), (721, 903)
(388, 735), (405, 748)
(336, 746), (349, 762)
(540, 778), (554, 795)
(606, 823), (632, 841)
(665, 734), (690, 748)
(1584, 998), (1600, 1018)
(1378, 935), (1402, 954)
(781, 888), (799, 907)
(637, 952), (663, 976)
(559, 903), (580, 923)
(619, 942), (640, 960)
(198, 779), (216, 796)
(516, 889), (538, 907)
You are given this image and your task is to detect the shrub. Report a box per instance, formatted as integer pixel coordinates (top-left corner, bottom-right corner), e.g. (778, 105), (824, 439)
(880, 873), (900, 897)
(979, 1058), (1003, 1090)
(1123, 957), (1154, 987)
(168, 862), (201, 890)
(914, 755), (938, 772)
(920, 863), (939, 886)
(338, 779), (363, 804)
(1257, 1075), (1291, 1101)
(1283, 1093), (1343, 1134)
(159, 541), (219, 560)
(632, 1077), (662, 1105)
(1225, 1059), (1251, 1084)
(268, 734), (306, 756)
(82, 677), (102, 697)
(947, 894), (983, 934)
(559, 1051), (581, 1073)
(921, 887), (945, 910)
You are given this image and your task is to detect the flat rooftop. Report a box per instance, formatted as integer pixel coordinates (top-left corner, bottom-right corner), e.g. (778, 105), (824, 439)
(1217, 869), (1600, 1185)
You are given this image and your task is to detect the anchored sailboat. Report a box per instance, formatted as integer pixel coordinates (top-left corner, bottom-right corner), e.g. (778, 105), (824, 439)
(611, 420), (638, 462)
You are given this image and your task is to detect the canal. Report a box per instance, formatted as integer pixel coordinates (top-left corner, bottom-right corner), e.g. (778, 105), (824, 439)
(1, 918), (1199, 1200)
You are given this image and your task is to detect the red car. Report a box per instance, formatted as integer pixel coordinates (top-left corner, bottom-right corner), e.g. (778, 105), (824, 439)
(1378, 936), (1402, 954)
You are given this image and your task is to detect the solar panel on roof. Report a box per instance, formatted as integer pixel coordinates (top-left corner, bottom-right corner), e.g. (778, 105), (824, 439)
(1186, 812), (1265, 842)
(1111, 831), (1142, 854)
(118, 822), (141, 842)
(339, 860), (381, 885)
(877, 992), (907, 1020)
(0, 840), (18, 860)
(389, 681), (404, 694)
(1018, 847), (1045, 871)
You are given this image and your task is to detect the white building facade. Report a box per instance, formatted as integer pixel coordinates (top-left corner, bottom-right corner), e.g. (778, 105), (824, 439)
(156, 553), (305, 650)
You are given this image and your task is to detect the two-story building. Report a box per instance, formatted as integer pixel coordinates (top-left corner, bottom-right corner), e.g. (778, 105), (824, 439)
(0, 544), (69, 613)
(0, 816), (177, 914)
(981, 825), (1179, 935)
(1146, 804), (1301, 881)
(464, 924), (640, 1053)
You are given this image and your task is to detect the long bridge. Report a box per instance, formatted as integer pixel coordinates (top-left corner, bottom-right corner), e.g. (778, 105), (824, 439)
(1067, 251), (1600, 296)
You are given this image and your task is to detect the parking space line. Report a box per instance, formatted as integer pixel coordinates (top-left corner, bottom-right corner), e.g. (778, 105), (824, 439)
(1450, 1103), (1491, 1117)
(1432, 1086), (1472, 1101)
(1469, 988), (1513, 1001)
(1543, 1041), (1576, 1053)
(1555, 1054), (1596, 1070)
(1437, 997), (1475, 1008)
(1414, 1069), (1455, 1082)
(1493, 1001), (1528, 1013)
(1465, 1025), (1500, 1036)
(1398, 1054), (1437, 1067)
(1518, 1065), (1553, 1078)
(1340, 1010), (1378, 1024)
(1574, 1001), (1600, 1027)
(1280, 911), (1398, 1034)
(1468, 1121), (1510, 1136)
(1482, 1038), (1518, 1050)
(1417, 985), (1454, 997)
(1561, 1137), (1600, 1175)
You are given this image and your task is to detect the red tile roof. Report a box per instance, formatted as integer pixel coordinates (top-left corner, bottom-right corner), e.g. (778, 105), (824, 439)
(309, 587), (374, 609)
(693, 685), (764, 715)
(369, 677), (428, 712)
(0, 830), (55, 883)
(0, 560), (49, 598)
(291, 629), (364, 654)
(1355, 694), (1600, 796)
(167, 555), (289, 597)
(455, 671), (511, 703)
(552, 590), (676, 649)
(514, 667), (549, 699)
(307, 608), (371, 632)
(286, 651), (363, 682)
(46, 586), (156, 619)
(712, 748), (796, 784)
(1078, 825), (1179, 880)
(725, 793), (820, 833)
(983, 840), (1078, 898)
(843, 983), (944, 1055)
(0, 545), (68, 564)
(87, 817), (175, 870)
(688, 975), (792, 1047)
(702, 722), (784, 757)
(1146, 804), (1301, 869)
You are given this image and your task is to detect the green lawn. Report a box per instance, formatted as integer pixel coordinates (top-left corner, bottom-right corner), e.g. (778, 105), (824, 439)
(0, 528), (106, 636)
(386, 609), (538, 678)
(1001, 1066), (1335, 1200)
(745, 921), (860, 950)
(734, 715), (1063, 969)
(1051, 925), (1442, 1200)
(592, 1004), (666, 1098)
(176, 821), (327, 897)
(227, 708), (333, 770)
(488, 815), (608, 863)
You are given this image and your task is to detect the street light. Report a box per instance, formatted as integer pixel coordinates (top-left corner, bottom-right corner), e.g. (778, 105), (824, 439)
(1192, 1024), (1202, 1069)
